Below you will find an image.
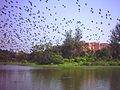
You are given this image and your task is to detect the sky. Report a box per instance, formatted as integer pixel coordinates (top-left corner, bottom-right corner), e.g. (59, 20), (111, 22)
(0, 0), (120, 52)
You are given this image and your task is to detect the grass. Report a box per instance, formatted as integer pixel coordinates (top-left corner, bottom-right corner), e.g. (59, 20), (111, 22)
(1, 60), (120, 68)
(29, 61), (120, 68)
(0, 61), (35, 66)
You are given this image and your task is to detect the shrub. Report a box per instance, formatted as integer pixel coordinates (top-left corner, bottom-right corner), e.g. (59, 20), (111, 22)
(69, 58), (75, 62)
(79, 61), (91, 66)
(74, 57), (81, 63)
(93, 61), (109, 66)
(63, 58), (75, 63)
(51, 54), (64, 64)
(108, 61), (120, 66)
(63, 58), (69, 62)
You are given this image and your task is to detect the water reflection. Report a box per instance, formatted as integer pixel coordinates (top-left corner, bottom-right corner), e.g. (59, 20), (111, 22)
(0, 70), (32, 90)
(80, 69), (110, 90)
(30, 69), (63, 90)
(110, 68), (120, 90)
(0, 65), (120, 90)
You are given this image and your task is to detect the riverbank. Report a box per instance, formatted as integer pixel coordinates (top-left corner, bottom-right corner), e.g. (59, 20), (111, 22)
(1, 60), (120, 68)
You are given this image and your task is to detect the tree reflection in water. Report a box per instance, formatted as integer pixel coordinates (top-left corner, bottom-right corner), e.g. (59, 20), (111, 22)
(0, 66), (120, 90)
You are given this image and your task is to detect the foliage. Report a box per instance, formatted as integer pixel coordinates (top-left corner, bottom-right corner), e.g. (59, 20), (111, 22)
(73, 27), (84, 57)
(52, 45), (62, 55)
(92, 60), (120, 66)
(85, 50), (96, 62)
(95, 48), (112, 59)
(51, 54), (64, 64)
(59, 62), (79, 67)
(0, 49), (16, 62)
(30, 43), (64, 64)
(110, 23), (120, 59)
(93, 60), (109, 66)
(31, 45), (52, 64)
(63, 58), (69, 62)
(0, 24), (120, 66)
(62, 27), (84, 58)
(74, 27), (82, 42)
(79, 61), (91, 66)
(74, 57), (81, 63)
(62, 30), (74, 58)
(16, 51), (28, 62)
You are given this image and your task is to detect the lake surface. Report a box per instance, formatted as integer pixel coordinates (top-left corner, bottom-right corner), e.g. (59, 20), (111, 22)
(0, 65), (120, 90)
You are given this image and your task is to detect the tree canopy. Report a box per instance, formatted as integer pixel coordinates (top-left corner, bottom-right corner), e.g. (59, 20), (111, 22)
(110, 23), (120, 59)
(62, 27), (84, 58)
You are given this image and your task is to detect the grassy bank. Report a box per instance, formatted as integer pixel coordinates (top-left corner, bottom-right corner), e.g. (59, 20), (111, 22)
(0, 61), (36, 66)
(1, 60), (120, 68)
(57, 61), (120, 67)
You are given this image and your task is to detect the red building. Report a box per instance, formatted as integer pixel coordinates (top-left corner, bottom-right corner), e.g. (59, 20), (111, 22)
(82, 42), (110, 52)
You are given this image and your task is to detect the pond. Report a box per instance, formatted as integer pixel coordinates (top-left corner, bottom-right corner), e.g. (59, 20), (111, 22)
(0, 65), (120, 90)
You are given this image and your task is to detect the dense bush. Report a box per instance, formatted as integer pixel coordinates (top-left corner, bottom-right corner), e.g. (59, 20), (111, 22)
(51, 54), (64, 64)
(63, 58), (69, 62)
(74, 57), (81, 63)
(95, 48), (112, 59)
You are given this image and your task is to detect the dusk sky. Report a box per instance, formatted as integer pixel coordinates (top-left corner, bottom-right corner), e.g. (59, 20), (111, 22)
(0, 0), (120, 52)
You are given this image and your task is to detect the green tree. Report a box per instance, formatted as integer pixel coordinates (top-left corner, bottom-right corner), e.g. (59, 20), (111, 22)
(31, 43), (64, 64)
(74, 27), (82, 42)
(51, 54), (64, 64)
(16, 51), (28, 63)
(52, 45), (62, 55)
(62, 30), (74, 58)
(110, 23), (120, 59)
(62, 27), (83, 58)
(95, 48), (112, 59)
(31, 43), (52, 64)
(74, 27), (84, 57)
(0, 49), (16, 62)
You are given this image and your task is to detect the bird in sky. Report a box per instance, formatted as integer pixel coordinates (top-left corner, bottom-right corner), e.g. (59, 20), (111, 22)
(0, 0), (119, 52)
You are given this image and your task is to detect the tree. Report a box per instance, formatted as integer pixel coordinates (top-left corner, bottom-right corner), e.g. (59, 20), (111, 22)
(30, 42), (64, 64)
(74, 27), (82, 42)
(52, 45), (62, 55)
(110, 23), (120, 59)
(30, 43), (53, 64)
(51, 54), (64, 64)
(62, 27), (83, 58)
(16, 51), (28, 62)
(0, 49), (16, 62)
(62, 30), (74, 58)
(73, 27), (84, 57)
(95, 48), (112, 59)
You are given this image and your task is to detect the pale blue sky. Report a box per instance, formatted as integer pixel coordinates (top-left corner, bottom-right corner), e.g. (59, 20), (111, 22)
(0, 0), (120, 52)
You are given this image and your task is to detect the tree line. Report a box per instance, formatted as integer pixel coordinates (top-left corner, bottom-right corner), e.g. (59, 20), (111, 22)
(0, 23), (120, 65)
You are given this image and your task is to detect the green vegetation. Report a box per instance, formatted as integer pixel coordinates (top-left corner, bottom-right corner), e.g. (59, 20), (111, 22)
(0, 24), (120, 66)
(110, 23), (120, 59)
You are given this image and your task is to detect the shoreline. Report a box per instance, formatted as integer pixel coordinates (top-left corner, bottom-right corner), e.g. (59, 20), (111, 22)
(1, 61), (120, 68)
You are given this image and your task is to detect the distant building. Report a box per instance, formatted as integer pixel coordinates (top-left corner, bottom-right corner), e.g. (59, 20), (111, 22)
(82, 42), (110, 52)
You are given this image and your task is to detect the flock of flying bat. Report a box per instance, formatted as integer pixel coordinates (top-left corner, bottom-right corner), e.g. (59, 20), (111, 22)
(0, 0), (120, 52)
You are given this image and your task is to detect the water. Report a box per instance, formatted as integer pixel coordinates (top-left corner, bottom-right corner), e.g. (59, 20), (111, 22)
(0, 65), (120, 90)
